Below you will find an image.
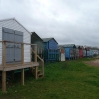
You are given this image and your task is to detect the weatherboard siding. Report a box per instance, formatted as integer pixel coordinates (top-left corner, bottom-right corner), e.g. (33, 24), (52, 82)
(65, 48), (70, 58)
(43, 42), (48, 49)
(43, 38), (58, 49)
(0, 19), (31, 64)
(48, 39), (58, 49)
(43, 38), (59, 62)
(83, 49), (86, 57)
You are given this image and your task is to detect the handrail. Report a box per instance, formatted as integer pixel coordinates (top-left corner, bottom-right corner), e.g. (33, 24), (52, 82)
(32, 50), (44, 76)
(37, 55), (44, 63)
(32, 50), (44, 62)
(2, 41), (37, 67)
(0, 40), (37, 46)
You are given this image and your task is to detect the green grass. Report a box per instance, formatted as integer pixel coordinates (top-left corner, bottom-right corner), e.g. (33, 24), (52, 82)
(1, 58), (99, 99)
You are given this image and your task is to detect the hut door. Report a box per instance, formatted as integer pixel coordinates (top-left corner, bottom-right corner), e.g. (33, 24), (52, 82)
(2, 27), (15, 63)
(14, 31), (23, 62)
(2, 27), (23, 63)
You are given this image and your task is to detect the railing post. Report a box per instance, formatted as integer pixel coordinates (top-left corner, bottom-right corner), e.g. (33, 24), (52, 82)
(34, 45), (37, 62)
(34, 45), (38, 79)
(21, 43), (24, 64)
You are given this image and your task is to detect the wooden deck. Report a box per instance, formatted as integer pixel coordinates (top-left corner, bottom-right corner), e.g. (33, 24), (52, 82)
(0, 62), (39, 71)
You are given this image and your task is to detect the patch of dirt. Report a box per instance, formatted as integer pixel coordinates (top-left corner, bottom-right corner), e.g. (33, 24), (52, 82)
(84, 60), (99, 67)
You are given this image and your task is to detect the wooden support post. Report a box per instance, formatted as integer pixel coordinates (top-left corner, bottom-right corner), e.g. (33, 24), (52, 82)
(35, 66), (38, 79)
(2, 71), (6, 92)
(21, 43), (24, 64)
(21, 69), (24, 85)
(21, 44), (24, 85)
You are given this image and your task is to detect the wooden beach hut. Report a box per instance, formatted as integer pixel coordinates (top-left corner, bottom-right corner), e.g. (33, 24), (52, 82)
(61, 44), (76, 60)
(42, 38), (59, 62)
(58, 46), (65, 61)
(79, 46), (84, 58)
(83, 47), (87, 57)
(0, 18), (44, 92)
(75, 45), (80, 59)
(31, 32), (44, 60)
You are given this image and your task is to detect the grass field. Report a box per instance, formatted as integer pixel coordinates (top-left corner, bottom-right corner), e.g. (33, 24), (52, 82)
(0, 58), (99, 99)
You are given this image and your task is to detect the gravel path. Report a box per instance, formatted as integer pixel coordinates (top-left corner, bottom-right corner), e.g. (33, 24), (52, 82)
(85, 60), (99, 66)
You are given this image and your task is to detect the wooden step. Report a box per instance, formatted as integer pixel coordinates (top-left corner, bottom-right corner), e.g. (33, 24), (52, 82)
(38, 73), (43, 77)
(37, 70), (41, 74)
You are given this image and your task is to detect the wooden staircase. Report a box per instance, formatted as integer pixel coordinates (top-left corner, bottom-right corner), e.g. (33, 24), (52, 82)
(31, 49), (44, 79)
(31, 66), (43, 78)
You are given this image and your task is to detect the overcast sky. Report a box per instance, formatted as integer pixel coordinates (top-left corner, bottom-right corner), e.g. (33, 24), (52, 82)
(0, 0), (99, 47)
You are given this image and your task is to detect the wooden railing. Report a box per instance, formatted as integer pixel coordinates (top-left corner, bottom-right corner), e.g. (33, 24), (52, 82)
(32, 50), (44, 76)
(1, 40), (44, 75)
(0, 41), (44, 92)
(1, 40), (38, 67)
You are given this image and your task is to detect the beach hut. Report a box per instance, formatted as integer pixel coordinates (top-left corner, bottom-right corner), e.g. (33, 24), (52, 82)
(31, 32), (44, 60)
(79, 46), (84, 58)
(42, 38), (59, 62)
(61, 44), (76, 60)
(83, 46), (87, 57)
(0, 18), (44, 92)
(58, 46), (65, 61)
(90, 47), (99, 57)
(75, 45), (80, 59)
(85, 47), (90, 57)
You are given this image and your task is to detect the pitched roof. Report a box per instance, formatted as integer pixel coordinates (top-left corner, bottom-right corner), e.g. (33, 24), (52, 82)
(31, 32), (43, 41)
(76, 45), (84, 49)
(59, 44), (76, 48)
(42, 38), (58, 44)
(0, 18), (31, 35)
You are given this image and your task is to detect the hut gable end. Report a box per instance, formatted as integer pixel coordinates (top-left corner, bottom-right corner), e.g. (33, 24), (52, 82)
(0, 18), (31, 64)
(42, 38), (58, 49)
(31, 32), (43, 48)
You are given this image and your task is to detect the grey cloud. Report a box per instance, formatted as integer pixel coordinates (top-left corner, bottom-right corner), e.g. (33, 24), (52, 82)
(0, 0), (99, 47)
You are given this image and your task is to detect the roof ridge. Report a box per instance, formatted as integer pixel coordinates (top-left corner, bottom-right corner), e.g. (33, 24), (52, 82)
(0, 18), (31, 35)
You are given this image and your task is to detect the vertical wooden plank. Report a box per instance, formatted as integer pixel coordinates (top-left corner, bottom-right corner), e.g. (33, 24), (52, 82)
(35, 66), (38, 79)
(34, 45), (38, 79)
(2, 71), (6, 92)
(38, 48), (39, 55)
(2, 41), (6, 67)
(21, 69), (24, 85)
(31, 47), (32, 61)
(21, 43), (24, 64)
(34, 45), (37, 62)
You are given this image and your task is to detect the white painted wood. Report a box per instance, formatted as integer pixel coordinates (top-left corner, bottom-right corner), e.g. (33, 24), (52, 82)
(61, 54), (65, 61)
(0, 18), (31, 65)
(60, 48), (65, 61)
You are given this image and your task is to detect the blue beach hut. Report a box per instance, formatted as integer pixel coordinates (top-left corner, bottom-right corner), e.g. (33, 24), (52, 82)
(42, 38), (59, 62)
